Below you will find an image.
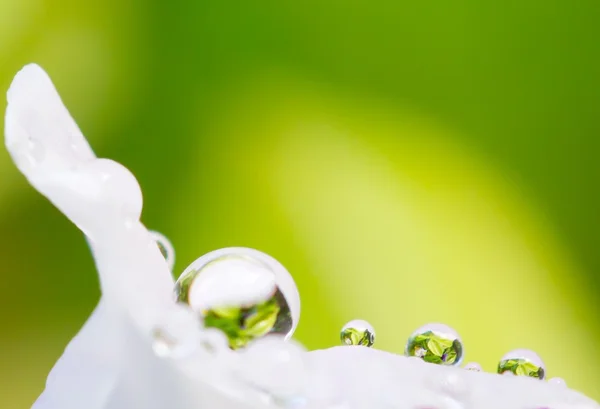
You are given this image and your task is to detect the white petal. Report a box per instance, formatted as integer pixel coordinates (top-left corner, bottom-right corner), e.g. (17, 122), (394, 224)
(3, 64), (268, 409)
(4, 65), (180, 406)
(5, 64), (173, 330)
(305, 347), (600, 409)
(32, 300), (118, 409)
(5, 63), (94, 175)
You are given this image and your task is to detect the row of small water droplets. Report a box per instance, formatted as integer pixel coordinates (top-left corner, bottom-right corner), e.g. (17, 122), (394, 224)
(340, 319), (566, 385)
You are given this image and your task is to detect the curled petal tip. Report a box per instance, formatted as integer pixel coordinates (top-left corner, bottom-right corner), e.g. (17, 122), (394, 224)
(7, 63), (48, 102)
(5, 62), (95, 176)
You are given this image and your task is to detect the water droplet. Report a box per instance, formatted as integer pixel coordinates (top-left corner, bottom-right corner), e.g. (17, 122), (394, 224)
(152, 328), (180, 357)
(237, 335), (307, 398)
(152, 304), (200, 358)
(497, 349), (545, 380)
(426, 371), (468, 400)
(276, 396), (307, 409)
(28, 138), (46, 163)
(463, 362), (481, 372)
(340, 319), (375, 347)
(405, 323), (464, 366)
(199, 327), (230, 354)
(174, 247), (299, 349)
(548, 377), (566, 387)
(149, 230), (175, 270)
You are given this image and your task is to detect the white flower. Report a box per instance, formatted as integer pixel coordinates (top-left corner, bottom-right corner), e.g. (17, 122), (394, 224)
(4, 64), (599, 409)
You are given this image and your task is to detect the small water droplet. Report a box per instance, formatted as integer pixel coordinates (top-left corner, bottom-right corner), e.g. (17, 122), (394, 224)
(199, 327), (230, 354)
(464, 362), (481, 372)
(548, 377), (566, 387)
(28, 138), (45, 163)
(405, 323), (464, 366)
(152, 328), (180, 357)
(497, 349), (545, 380)
(238, 335), (306, 397)
(149, 230), (175, 270)
(152, 304), (200, 358)
(174, 248), (298, 349)
(340, 319), (375, 347)
(276, 396), (308, 409)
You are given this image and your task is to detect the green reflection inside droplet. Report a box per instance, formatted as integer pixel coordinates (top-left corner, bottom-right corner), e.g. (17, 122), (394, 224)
(406, 331), (462, 365)
(157, 241), (169, 260)
(497, 358), (545, 379)
(340, 327), (374, 346)
(204, 294), (281, 349)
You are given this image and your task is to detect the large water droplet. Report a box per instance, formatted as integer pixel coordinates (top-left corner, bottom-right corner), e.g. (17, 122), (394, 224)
(340, 319), (375, 347)
(497, 349), (545, 380)
(174, 247), (299, 349)
(149, 230), (175, 270)
(404, 323), (464, 366)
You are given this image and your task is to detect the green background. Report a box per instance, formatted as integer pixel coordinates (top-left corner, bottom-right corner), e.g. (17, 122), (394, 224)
(1, 0), (599, 406)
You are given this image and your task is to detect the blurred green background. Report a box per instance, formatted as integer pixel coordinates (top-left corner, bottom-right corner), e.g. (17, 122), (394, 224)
(1, 0), (599, 406)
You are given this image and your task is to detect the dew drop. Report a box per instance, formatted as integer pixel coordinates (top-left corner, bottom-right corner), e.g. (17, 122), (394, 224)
(28, 138), (46, 163)
(237, 335), (307, 398)
(463, 362), (481, 372)
(548, 377), (566, 387)
(497, 349), (545, 380)
(151, 304), (200, 358)
(340, 319), (375, 347)
(404, 323), (464, 366)
(149, 230), (175, 270)
(198, 327), (230, 354)
(173, 247), (300, 349)
(152, 329), (180, 358)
